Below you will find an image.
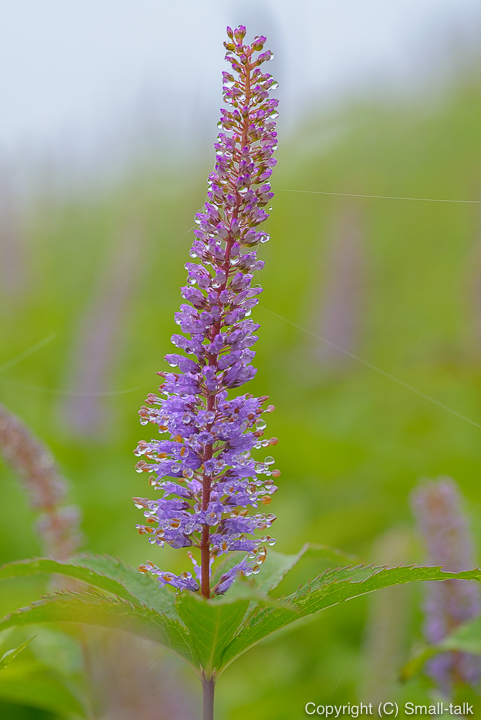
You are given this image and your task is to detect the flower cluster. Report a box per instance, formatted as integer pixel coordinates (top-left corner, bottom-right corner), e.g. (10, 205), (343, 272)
(134, 26), (279, 598)
(0, 402), (83, 560)
(411, 477), (481, 695)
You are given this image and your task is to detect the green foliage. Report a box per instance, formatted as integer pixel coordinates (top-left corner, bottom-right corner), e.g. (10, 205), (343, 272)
(0, 631), (87, 717)
(0, 660), (86, 717)
(252, 544), (360, 594)
(1, 551), (480, 682)
(442, 616), (481, 654)
(176, 594), (250, 675)
(219, 564), (481, 671)
(0, 637), (33, 674)
(403, 616), (481, 681)
(0, 554), (177, 617)
(0, 591), (197, 669)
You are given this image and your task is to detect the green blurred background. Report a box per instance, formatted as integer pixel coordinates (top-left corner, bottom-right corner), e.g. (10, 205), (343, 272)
(3, 4), (481, 718)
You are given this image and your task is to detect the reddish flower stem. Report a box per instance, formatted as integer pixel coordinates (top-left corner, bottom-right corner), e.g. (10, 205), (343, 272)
(199, 53), (254, 600)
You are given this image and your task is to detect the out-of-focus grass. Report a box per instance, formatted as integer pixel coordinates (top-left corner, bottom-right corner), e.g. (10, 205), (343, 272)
(3, 71), (481, 717)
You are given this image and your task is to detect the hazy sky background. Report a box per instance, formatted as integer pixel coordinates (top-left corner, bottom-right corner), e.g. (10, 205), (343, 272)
(1, 0), (481, 171)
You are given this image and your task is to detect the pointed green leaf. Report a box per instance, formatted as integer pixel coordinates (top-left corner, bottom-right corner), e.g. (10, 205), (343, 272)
(0, 637), (34, 674)
(250, 550), (302, 595)
(219, 564), (481, 673)
(253, 544), (360, 594)
(299, 544), (360, 565)
(0, 554), (177, 618)
(0, 591), (198, 670)
(175, 593), (250, 675)
(210, 544), (359, 598)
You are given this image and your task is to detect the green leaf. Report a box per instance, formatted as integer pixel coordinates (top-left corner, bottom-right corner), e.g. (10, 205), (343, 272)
(73, 553), (178, 617)
(0, 637), (34, 674)
(250, 550), (302, 595)
(401, 647), (438, 681)
(299, 544), (361, 565)
(0, 659), (87, 717)
(0, 590), (199, 671)
(4, 556), (480, 681)
(441, 616), (481, 654)
(67, 546), (344, 675)
(175, 592), (250, 675)
(402, 616), (481, 681)
(253, 544), (360, 594)
(219, 564), (481, 673)
(0, 554), (177, 618)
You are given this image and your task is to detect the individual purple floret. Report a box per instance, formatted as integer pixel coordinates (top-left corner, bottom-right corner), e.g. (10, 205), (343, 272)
(411, 477), (481, 695)
(134, 26), (279, 599)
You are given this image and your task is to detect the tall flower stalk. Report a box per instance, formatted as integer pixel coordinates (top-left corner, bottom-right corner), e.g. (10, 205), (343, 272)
(0, 402), (82, 560)
(134, 26), (279, 603)
(316, 202), (364, 371)
(61, 220), (142, 440)
(411, 477), (481, 695)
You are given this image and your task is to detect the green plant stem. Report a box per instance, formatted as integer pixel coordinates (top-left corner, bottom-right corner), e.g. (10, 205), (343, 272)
(202, 674), (215, 720)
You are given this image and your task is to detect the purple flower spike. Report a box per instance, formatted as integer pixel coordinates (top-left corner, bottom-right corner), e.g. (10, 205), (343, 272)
(134, 27), (279, 598)
(411, 477), (481, 696)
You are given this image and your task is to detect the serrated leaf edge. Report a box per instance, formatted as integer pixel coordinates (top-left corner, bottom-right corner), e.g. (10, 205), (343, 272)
(0, 589), (200, 671)
(217, 564), (481, 675)
(0, 555), (178, 618)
